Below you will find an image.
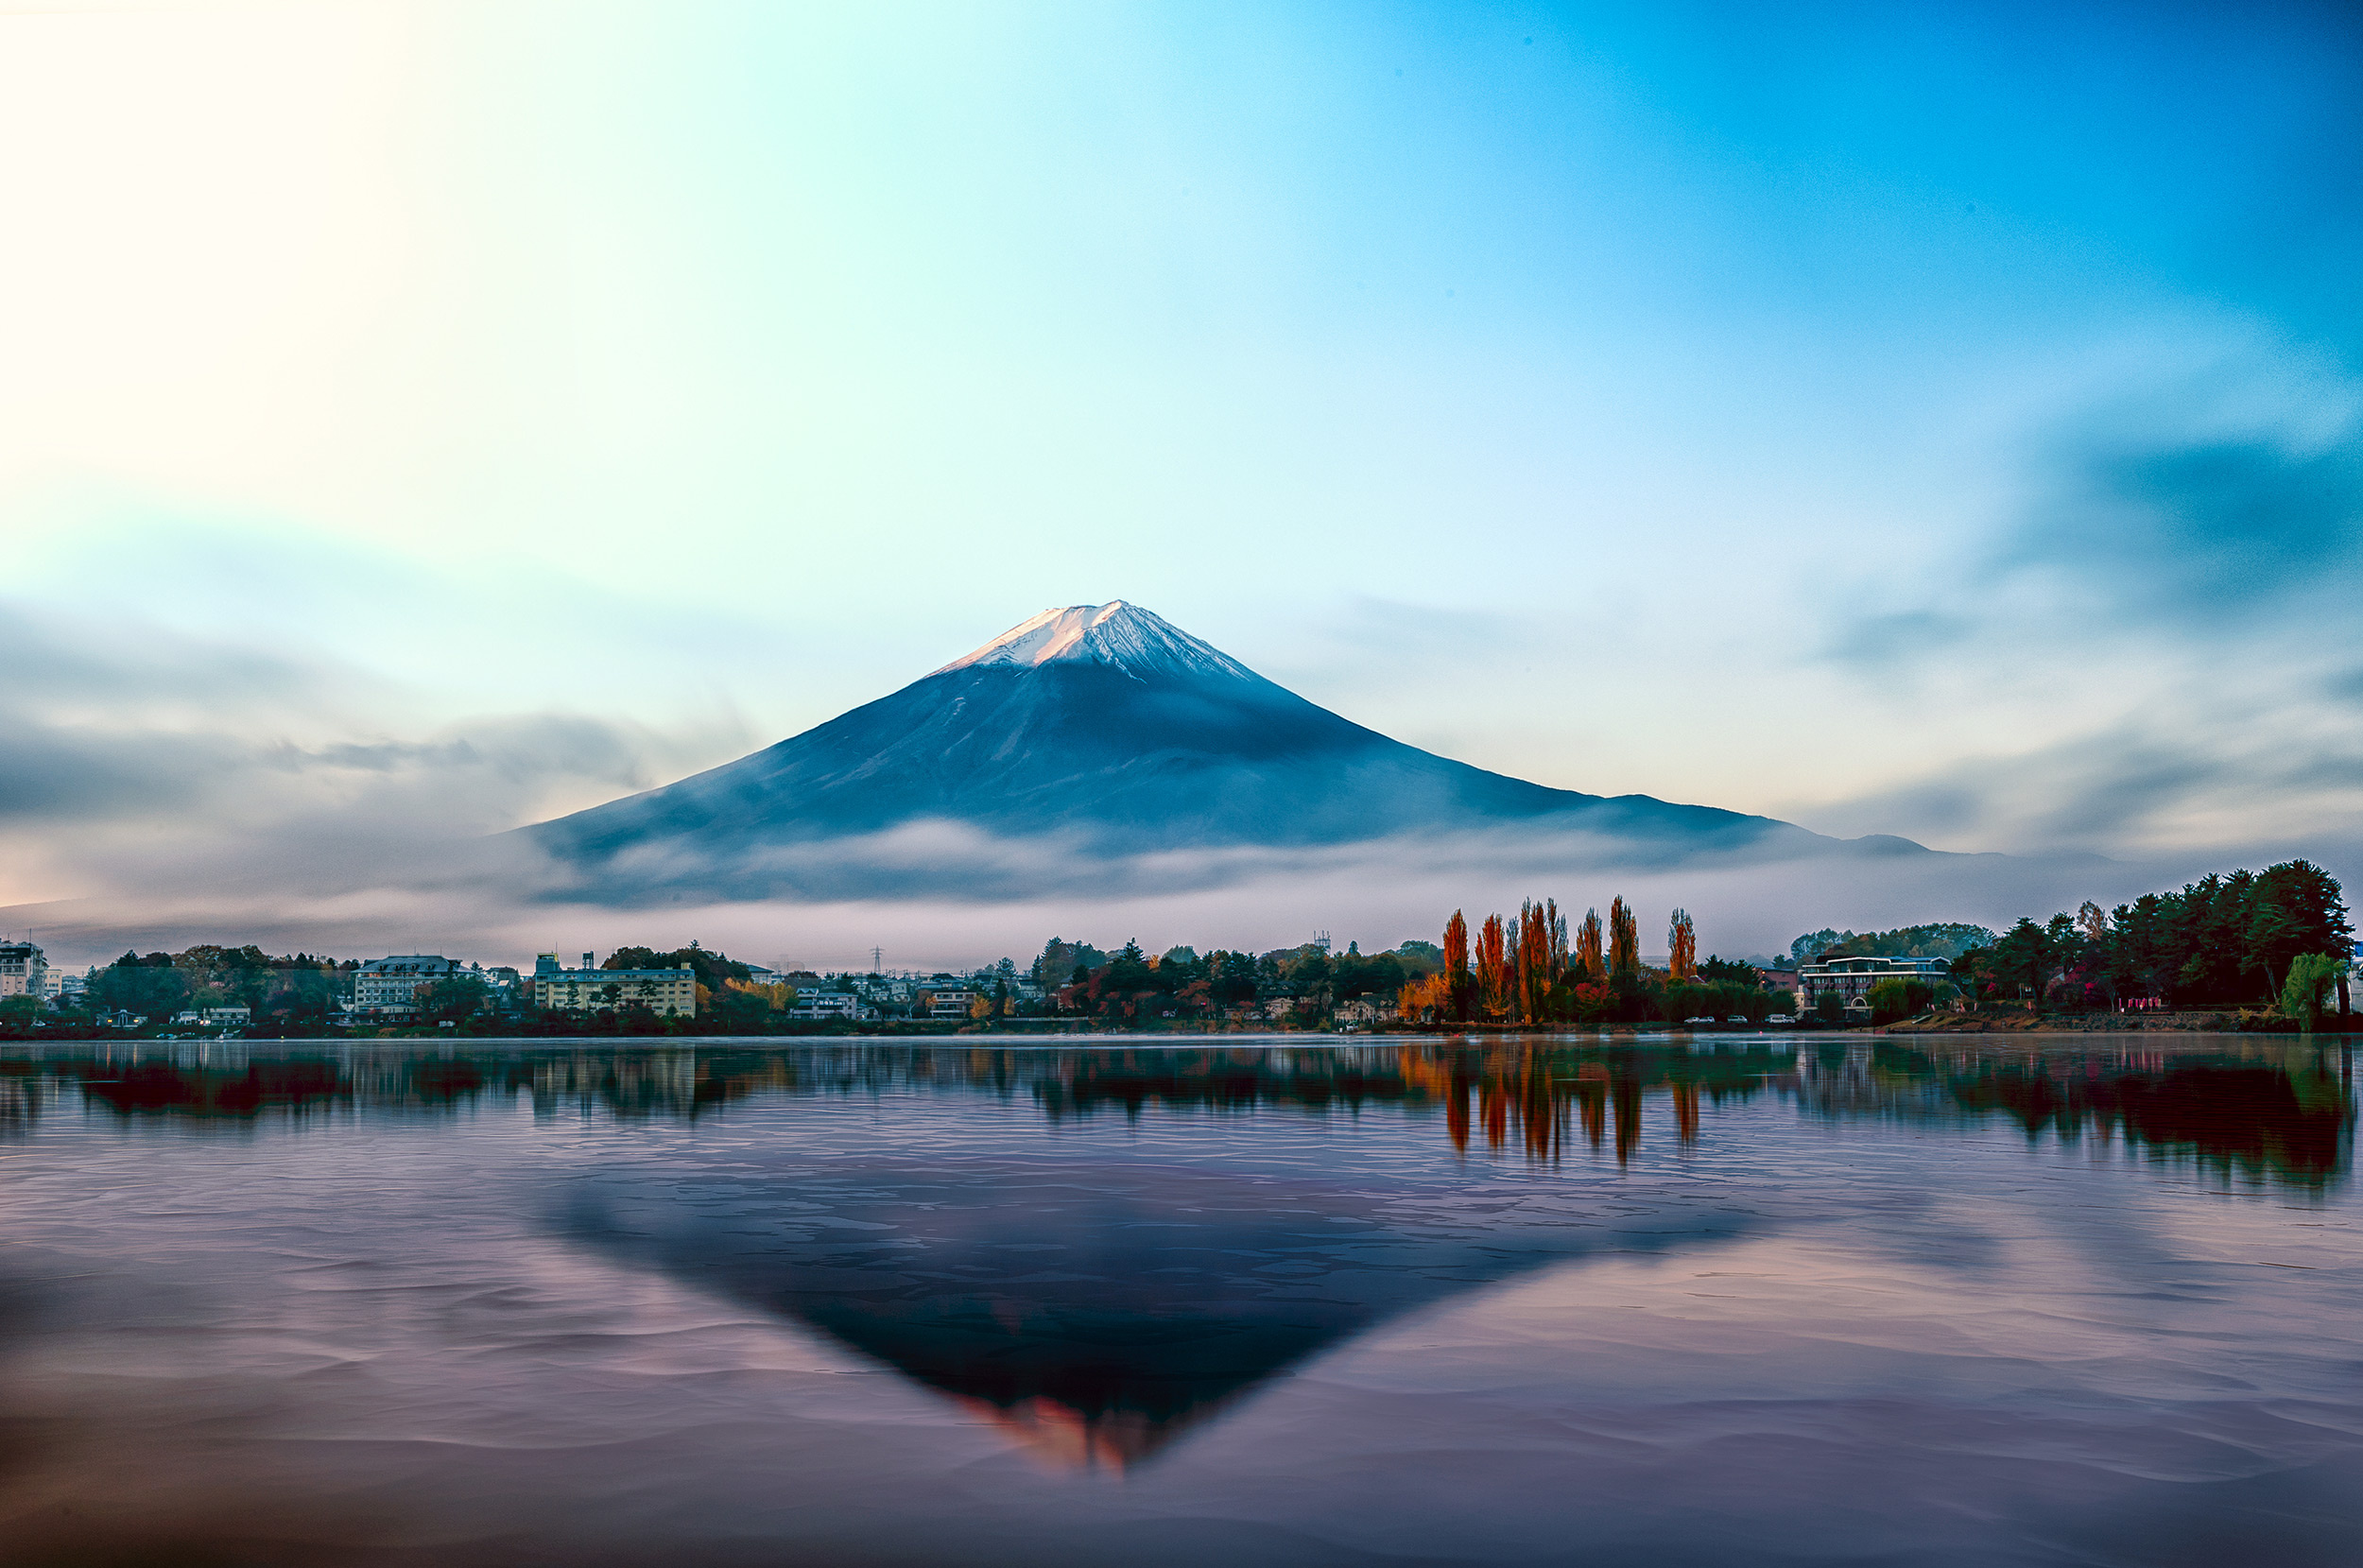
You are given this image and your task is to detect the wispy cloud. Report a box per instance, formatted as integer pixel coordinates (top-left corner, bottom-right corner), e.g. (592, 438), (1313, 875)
(2009, 427), (2363, 616)
(1791, 719), (2363, 870)
(1799, 354), (2363, 896)
(1822, 611), (1976, 671)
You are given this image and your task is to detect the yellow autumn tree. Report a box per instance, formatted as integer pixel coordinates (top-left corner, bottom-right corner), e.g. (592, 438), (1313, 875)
(1399, 973), (1449, 1022)
(1576, 908), (1605, 984)
(725, 978), (797, 1011)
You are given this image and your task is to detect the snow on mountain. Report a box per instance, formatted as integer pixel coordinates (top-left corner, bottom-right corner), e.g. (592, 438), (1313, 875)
(932, 601), (1261, 683)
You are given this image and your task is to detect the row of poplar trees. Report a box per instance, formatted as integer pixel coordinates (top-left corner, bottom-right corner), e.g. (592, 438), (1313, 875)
(1402, 897), (1699, 1024)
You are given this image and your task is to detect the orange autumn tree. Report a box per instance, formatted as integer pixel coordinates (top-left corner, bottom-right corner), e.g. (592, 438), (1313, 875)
(1475, 914), (1509, 1019)
(1443, 908), (1474, 1021)
(1515, 898), (1564, 1024)
(1668, 908), (1697, 982)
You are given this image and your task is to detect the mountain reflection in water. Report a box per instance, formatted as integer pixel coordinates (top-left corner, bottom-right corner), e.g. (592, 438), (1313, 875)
(2, 1034), (2360, 1565)
(3, 1035), (2350, 1475)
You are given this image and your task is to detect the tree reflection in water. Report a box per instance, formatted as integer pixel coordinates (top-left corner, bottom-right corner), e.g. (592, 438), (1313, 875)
(2, 1036), (2350, 1186)
(1792, 1039), (2354, 1191)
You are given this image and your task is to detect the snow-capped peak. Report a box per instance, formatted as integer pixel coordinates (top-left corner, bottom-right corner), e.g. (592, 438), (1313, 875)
(932, 601), (1262, 682)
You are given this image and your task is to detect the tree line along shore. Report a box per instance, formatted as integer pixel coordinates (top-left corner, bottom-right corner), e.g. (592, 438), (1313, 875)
(3, 860), (2349, 1041)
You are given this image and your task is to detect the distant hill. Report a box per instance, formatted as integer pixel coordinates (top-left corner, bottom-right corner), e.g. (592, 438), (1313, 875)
(524, 601), (1923, 902)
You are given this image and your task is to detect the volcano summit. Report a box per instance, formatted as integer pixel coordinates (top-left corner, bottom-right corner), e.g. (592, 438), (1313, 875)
(526, 601), (1895, 902)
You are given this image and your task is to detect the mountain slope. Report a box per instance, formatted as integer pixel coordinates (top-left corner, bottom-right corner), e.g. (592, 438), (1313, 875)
(526, 601), (1867, 898)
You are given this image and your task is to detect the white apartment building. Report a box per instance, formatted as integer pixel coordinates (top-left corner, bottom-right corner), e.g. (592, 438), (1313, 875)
(0, 940), (51, 1000)
(788, 991), (862, 1020)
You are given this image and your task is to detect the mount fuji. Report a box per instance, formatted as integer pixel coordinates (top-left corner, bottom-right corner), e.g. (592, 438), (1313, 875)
(525, 601), (1917, 902)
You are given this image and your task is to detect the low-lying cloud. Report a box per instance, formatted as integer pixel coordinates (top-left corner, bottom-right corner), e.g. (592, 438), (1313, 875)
(0, 600), (750, 962)
(6, 794), (2220, 978)
(1795, 719), (2363, 871)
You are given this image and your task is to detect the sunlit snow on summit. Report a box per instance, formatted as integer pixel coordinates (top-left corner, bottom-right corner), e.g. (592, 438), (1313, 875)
(933, 601), (1261, 683)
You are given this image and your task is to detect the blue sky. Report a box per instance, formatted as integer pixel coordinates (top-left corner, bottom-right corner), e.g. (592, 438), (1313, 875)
(2, 1), (2357, 963)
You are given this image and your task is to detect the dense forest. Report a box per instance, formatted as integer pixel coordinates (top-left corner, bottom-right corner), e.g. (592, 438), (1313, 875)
(1032, 937), (1443, 1026)
(1788, 923), (1997, 964)
(76, 946), (354, 1028)
(1950, 860), (2351, 1015)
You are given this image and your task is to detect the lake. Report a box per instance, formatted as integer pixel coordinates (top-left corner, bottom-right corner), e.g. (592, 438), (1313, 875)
(1, 1033), (2355, 1566)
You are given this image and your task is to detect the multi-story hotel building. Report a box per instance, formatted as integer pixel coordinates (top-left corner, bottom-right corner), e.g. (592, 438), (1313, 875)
(0, 940), (50, 1000)
(530, 953), (698, 1017)
(1792, 954), (1949, 1012)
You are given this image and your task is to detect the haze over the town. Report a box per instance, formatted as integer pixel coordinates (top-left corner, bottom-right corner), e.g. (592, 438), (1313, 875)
(3, 2), (2358, 967)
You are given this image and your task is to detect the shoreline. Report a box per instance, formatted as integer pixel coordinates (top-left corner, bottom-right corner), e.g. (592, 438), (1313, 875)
(7, 1017), (2356, 1048)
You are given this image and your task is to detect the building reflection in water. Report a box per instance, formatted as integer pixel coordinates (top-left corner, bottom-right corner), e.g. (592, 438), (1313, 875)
(3, 1035), (2351, 1472)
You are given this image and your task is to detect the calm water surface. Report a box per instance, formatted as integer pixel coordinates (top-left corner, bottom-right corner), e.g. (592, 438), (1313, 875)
(1, 1034), (2355, 1566)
